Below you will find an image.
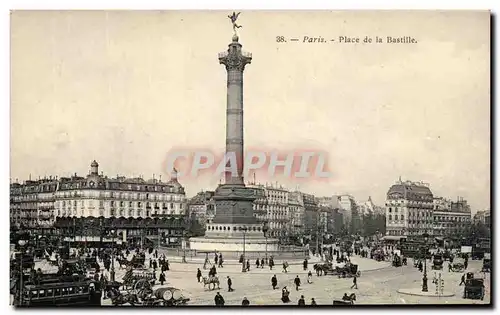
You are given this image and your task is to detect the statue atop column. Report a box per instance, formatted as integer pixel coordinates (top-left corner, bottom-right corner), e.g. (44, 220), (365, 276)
(228, 12), (242, 36)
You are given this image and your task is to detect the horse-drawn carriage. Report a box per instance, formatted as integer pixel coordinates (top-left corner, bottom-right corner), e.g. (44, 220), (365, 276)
(337, 263), (361, 278)
(463, 277), (485, 300)
(121, 267), (156, 290)
(449, 258), (465, 272)
(118, 253), (146, 269)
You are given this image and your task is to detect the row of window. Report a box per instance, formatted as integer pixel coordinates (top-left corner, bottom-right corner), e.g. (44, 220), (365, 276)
(57, 208), (183, 217)
(208, 225), (263, 232)
(57, 200), (183, 209)
(56, 191), (184, 201)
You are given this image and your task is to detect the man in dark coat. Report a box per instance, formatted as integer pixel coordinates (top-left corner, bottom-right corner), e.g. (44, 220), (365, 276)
(159, 272), (166, 285)
(256, 258), (260, 268)
(303, 259), (308, 271)
(227, 276), (234, 292)
(260, 258), (265, 268)
(242, 297), (250, 306)
(294, 275), (301, 291)
(149, 258), (153, 269)
(165, 260), (170, 271)
(298, 295), (306, 305)
(197, 268), (202, 283)
(214, 253), (219, 265)
(311, 298), (317, 305)
(271, 274), (278, 289)
(214, 292), (225, 306)
(246, 260), (250, 271)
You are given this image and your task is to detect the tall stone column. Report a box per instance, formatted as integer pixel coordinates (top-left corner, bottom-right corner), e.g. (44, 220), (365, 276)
(218, 34), (252, 185)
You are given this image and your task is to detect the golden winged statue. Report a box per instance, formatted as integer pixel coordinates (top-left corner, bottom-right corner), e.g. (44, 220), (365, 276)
(228, 12), (242, 34)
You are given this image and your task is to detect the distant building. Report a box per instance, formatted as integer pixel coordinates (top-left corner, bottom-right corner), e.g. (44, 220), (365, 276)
(288, 191), (305, 235)
(187, 191), (216, 227)
(432, 196), (471, 237)
(385, 178), (434, 237)
(474, 209), (490, 225)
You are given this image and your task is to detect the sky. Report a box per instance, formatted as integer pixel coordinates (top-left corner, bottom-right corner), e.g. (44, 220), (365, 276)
(10, 10), (490, 211)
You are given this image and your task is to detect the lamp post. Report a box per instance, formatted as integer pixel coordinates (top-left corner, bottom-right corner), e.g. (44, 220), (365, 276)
(239, 227), (248, 273)
(17, 239), (27, 306)
(263, 222), (269, 265)
(422, 232), (429, 292)
(110, 228), (116, 282)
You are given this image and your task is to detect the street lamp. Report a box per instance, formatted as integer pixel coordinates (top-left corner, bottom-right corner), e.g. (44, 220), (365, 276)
(239, 226), (248, 273)
(17, 239), (27, 306)
(110, 228), (116, 282)
(263, 222), (269, 265)
(422, 232), (429, 292)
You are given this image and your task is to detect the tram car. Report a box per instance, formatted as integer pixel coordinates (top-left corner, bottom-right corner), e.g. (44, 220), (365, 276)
(16, 280), (101, 306)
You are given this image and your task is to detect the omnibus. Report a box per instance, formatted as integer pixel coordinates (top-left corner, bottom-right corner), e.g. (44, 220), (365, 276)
(16, 280), (101, 307)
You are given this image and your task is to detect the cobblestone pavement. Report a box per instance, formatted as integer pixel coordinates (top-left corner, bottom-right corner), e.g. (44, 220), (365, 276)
(86, 255), (489, 306)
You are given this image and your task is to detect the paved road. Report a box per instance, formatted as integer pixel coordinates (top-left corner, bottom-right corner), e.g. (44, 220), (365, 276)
(100, 256), (490, 306)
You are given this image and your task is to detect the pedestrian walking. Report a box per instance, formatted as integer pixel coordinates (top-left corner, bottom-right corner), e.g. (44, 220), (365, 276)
(227, 276), (234, 292)
(256, 258), (260, 268)
(297, 295), (306, 305)
(261, 258), (265, 268)
(218, 254), (224, 268)
(271, 274), (278, 290)
(214, 292), (225, 306)
(311, 298), (317, 305)
(351, 275), (358, 289)
(282, 262), (288, 273)
(165, 260), (170, 271)
(459, 274), (466, 286)
(159, 272), (166, 285)
(269, 258), (274, 270)
(307, 270), (313, 283)
(294, 275), (301, 291)
(215, 253), (219, 265)
(242, 297), (250, 306)
(246, 259), (250, 271)
(149, 258), (153, 269)
(303, 259), (308, 271)
(197, 268), (202, 283)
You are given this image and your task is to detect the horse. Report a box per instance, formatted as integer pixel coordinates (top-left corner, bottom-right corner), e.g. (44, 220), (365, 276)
(201, 276), (220, 290)
(342, 293), (356, 302)
(117, 258), (131, 269)
(313, 263), (330, 276)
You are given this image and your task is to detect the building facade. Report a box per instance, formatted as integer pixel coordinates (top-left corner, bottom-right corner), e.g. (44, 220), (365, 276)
(10, 161), (188, 244)
(385, 178), (473, 238)
(385, 179), (434, 236)
(247, 184), (290, 238)
(288, 191), (305, 235)
(186, 191), (216, 227)
(432, 196), (471, 237)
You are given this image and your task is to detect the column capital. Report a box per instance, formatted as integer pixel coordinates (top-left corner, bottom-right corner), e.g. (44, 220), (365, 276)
(219, 42), (252, 72)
